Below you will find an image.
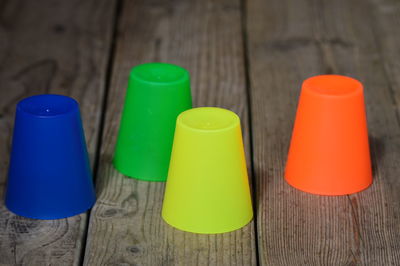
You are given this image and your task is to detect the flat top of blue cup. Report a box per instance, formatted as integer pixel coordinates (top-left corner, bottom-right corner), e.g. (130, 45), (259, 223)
(130, 63), (189, 85)
(17, 94), (79, 117)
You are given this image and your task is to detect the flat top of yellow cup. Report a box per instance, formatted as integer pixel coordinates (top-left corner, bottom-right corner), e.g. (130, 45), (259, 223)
(178, 107), (239, 132)
(131, 62), (189, 85)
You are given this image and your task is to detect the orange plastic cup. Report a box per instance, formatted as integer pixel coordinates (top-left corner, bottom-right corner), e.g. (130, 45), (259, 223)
(285, 75), (372, 195)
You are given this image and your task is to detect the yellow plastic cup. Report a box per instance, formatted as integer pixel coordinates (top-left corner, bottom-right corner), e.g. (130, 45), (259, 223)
(162, 107), (253, 234)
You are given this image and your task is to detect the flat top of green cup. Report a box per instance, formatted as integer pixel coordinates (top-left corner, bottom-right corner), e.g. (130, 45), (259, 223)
(131, 63), (189, 85)
(178, 107), (240, 132)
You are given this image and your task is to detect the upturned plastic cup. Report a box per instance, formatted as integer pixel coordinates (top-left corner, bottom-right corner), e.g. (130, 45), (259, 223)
(285, 75), (373, 195)
(5, 94), (96, 219)
(162, 107), (253, 234)
(113, 63), (192, 181)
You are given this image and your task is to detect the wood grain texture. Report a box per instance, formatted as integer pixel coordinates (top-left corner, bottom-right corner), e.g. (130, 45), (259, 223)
(83, 0), (257, 265)
(0, 0), (116, 265)
(246, 0), (400, 265)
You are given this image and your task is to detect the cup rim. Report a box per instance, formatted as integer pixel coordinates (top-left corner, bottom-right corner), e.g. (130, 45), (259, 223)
(17, 94), (79, 118)
(177, 107), (240, 133)
(302, 74), (363, 99)
(130, 62), (190, 86)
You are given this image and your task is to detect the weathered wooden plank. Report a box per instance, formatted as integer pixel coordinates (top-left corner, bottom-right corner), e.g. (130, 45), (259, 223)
(83, 0), (257, 265)
(246, 0), (400, 264)
(346, 0), (400, 264)
(0, 0), (116, 265)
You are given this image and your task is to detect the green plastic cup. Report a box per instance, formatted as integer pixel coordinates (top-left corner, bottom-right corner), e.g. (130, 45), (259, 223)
(113, 63), (192, 181)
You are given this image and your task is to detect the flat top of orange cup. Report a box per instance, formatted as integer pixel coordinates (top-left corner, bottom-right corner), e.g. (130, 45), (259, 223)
(178, 107), (239, 132)
(303, 75), (363, 97)
(130, 62), (189, 85)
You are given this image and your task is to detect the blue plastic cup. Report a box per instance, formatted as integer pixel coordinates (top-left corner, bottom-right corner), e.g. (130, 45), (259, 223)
(5, 94), (96, 219)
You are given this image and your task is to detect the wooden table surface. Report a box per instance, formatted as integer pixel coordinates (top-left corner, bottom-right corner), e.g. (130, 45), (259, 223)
(1, 0), (400, 265)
